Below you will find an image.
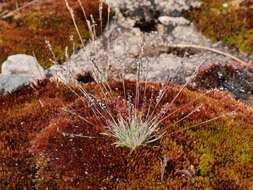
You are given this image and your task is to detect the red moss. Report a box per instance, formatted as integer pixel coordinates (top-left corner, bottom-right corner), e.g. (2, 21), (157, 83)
(0, 80), (76, 189)
(0, 0), (109, 68)
(1, 80), (253, 189)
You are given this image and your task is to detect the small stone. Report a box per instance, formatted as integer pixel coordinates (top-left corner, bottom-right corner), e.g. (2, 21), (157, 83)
(2, 54), (45, 79)
(0, 75), (31, 93)
(0, 54), (46, 93)
(158, 16), (190, 27)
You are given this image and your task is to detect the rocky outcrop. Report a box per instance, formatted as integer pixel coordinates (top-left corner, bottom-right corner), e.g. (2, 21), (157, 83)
(47, 0), (247, 85)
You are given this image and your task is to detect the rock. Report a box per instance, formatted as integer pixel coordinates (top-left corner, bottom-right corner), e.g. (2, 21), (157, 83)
(0, 75), (32, 93)
(105, 0), (201, 15)
(105, 0), (201, 32)
(192, 63), (253, 101)
(154, 0), (202, 15)
(2, 54), (45, 79)
(172, 25), (211, 45)
(45, 0), (252, 106)
(0, 54), (45, 93)
(47, 24), (231, 84)
(45, 0), (231, 83)
(158, 16), (190, 27)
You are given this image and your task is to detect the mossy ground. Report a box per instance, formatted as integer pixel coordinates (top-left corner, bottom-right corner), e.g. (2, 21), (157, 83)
(190, 0), (253, 56)
(0, 0), (108, 69)
(0, 80), (252, 189)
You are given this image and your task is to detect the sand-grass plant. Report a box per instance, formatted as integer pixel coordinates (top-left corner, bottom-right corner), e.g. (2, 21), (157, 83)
(103, 114), (161, 150)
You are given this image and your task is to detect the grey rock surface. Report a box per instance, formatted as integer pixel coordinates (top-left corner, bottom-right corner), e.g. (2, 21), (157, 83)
(105, 0), (201, 16)
(158, 16), (190, 27)
(0, 54), (45, 93)
(2, 54), (45, 79)
(0, 75), (32, 93)
(47, 0), (236, 84)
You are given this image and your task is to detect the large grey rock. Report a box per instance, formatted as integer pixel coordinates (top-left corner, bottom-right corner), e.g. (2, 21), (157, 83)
(2, 54), (45, 79)
(47, 24), (231, 84)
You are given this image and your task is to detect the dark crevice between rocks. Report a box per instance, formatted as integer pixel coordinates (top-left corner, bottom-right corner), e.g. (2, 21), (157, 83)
(121, 5), (161, 32)
(134, 18), (158, 32)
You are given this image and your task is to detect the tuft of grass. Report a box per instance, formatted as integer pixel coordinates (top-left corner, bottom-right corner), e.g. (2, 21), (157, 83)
(103, 114), (162, 150)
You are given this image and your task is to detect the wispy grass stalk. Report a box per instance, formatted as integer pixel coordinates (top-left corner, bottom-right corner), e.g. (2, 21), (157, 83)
(64, 0), (85, 47)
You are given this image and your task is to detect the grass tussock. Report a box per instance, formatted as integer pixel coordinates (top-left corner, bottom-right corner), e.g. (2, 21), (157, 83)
(104, 114), (161, 150)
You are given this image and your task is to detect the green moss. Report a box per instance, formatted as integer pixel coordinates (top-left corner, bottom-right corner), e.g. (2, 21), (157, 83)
(191, 0), (253, 56)
(183, 119), (253, 187)
(199, 147), (214, 176)
(21, 11), (42, 31)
